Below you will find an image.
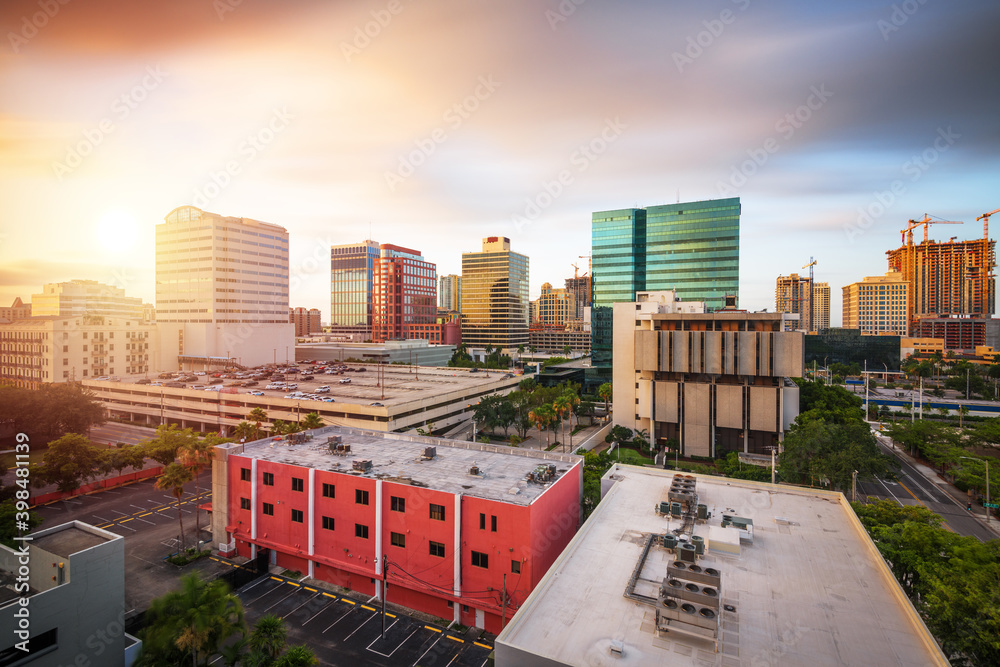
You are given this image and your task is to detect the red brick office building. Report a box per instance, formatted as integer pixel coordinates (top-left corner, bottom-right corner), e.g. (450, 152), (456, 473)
(214, 427), (581, 633)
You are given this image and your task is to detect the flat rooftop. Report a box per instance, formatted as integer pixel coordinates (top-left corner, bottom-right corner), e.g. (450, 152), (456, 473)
(496, 466), (946, 666)
(233, 426), (579, 505)
(32, 524), (115, 558)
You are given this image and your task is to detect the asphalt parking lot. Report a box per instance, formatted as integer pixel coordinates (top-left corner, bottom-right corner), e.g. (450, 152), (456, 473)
(230, 574), (495, 667)
(33, 477), (231, 613)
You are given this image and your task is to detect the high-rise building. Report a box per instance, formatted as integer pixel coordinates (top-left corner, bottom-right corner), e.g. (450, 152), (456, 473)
(373, 244), (438, 342)
(842, 271), (909, 335)
(461, 237), (529, 353)
(156, 205), (293, 368)
(438, 274), (462, 312)
(775, 274), (830, 332)
(564, 276), (590, 321)
(31, 280), (149, 320)
(532, 283), (575, 327)
(330, 241), (379, 338)
(289, 307), (322, 337)
(591, 198), (740, 370)
(886, 235), (996, 328)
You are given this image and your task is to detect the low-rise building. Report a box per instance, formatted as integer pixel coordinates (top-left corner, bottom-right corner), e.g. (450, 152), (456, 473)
(212, 426), (581, 633)
(289, 307), (322, 337)
(901, 336), (945, 359)
(31, 280), (150, 320)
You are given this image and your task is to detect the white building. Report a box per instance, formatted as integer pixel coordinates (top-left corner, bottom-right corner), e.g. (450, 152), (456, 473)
(31, 280), (151, 320)
(156, 205), (294, 369)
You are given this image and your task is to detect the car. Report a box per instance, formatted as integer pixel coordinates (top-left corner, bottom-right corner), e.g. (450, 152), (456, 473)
(321, 397), (335, 403)
(369, 402), (384, 407)
(205, 385), (223, 391)
(164, 381), (185, 388)
(265, 384), (282, 390)
(136, 378), (151, 384)
(208, 378), (223, 384)
(356, 368), (366, 373)
(158, 372), (174, 379)
(284, 392), (305, 399)
(285, 383), (298, 390)
(150, 381), (163, 386)
(300, 375), (314, 381)
(194, 371), (206, 376)
(244, 380), (258, 387)
(339, 378), (352, 384)
(92, 376), (111, 381)
(248, 390), (264, 396)
(315, 386), (330, 393)
(325, 370), (339, 375)
(189, 385), (207, 390)
(180, 375), (197, 382)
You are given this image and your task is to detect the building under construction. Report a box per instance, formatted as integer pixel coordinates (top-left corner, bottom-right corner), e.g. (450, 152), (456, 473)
(775, 273), (830, 332)
(886, 216), (996, 328)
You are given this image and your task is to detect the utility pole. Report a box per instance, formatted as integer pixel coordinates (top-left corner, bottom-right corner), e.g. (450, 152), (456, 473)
(381, 554), (388, 639)
(967, 367), (970, 400)
(852, 470), (858, 503)
(771, 447), (776, 485)
(501, 573), (507, 630)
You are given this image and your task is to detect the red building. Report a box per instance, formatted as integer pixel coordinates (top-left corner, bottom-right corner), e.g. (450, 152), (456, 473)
(372, 244), (438, 343)
(289, 307), (321, 337)
(214, 427), (581, 633)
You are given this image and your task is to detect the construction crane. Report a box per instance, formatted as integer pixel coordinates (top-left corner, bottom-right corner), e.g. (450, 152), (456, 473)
(801, 258), (817, 332)
(579, 255), (592, 307)
(900, 213), (963, 245)
(978, 208), (1000, 240)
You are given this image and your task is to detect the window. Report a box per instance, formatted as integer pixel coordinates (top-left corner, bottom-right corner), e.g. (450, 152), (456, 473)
(240, 497), (251, 510)
(63, 358), (68, 366)
(471, 551), (489, 568)
(262, 503), (274, 516)
(62, 345), (68, 353)
(292, 477), (304, 492)
(491, 515), (497, 532)
(322, 482), (335, 498)
(240, 468), (251, 482)
(355, 524), (369, 539)
(429, 541), (445, 557)
(479, 513), (486, 530)
(322, 516), (335, 531)
(356, 489), (369, 505)
(430, 504), (445, 521)
(262, 472), (274, 486)
(390, 532), (405, 548)
(511, 559), (521, 574)
(390, 496), (405, 512)
(291, 509), (303, 523)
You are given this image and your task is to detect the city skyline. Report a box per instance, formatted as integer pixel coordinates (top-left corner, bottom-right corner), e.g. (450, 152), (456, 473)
(1, 1), (998, 325)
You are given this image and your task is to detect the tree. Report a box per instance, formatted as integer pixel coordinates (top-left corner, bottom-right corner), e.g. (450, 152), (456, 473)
(156, 463), (194, 553)
(233, 421), (256, 442)
(137, 573), (246, 667)
(552, 394), (572, 448)
(104, 443), (148, 476)
(605, 424), (633, 458)
(779, 417), (895, 491)
(0, 500), (41, 548)
(248, 408), (268, 439)
(300, 412), (323, 430)
(143, 424), (200, 466)
(529, 404), (555, 445)
(179, 437), (218, 549)
(34, 433), (107, 493)
(597, 383), (612, 419)
(558, 390), (580, 451)
(633, 428), (650, 455)
(247, 613), (286, 664)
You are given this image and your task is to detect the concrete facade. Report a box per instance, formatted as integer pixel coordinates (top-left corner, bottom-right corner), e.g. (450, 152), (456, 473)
(613, 292), (802, 457)
(842, 271), (910, 336)
(30, 280), (149, 320)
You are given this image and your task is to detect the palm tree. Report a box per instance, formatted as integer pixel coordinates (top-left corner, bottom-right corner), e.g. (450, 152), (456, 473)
(560, 391), (580, 451)
(553, 394), (572, 449)
(271, 419), (289, 435)
(274, 645), (319, 667)
(233, 421), (255, 442)
(248, 614), (287, 663)
(633, 428), (650, 455)
(156, 462), (194, 553)
(529, 404), (555, 446)
(300, 412), (323, 430)
(178, 437), (216, 550)
(248, 408), (268, 439)
(598, 383), (612, 421)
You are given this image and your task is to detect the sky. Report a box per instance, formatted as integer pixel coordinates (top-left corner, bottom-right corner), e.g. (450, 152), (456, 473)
(1, 0), (998, 326)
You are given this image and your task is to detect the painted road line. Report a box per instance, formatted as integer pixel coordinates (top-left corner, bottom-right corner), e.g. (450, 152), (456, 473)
(342, 599), (356, 605)
(137, 512), (152, 518)
(120, 518), (134, 523)
(386, 613), (396, 618)
(474, 642), (493, 649)
(446, 635), (464, 643)
(98, 524), (113, 529)
(898, 480), (956, 532)
(322, 592), (336, 598)
(361, 605), (376, 611)
(304, 587), (317, 593)
(287, 582), (301, 587)
(271, 576), (283, 582)
(424, 625), (442, 633)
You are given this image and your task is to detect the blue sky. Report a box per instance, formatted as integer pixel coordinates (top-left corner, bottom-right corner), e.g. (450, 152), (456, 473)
(1, 0), (998, 325)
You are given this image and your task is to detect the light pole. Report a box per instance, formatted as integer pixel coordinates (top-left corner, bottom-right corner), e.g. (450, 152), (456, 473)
(852, 470), (858, 503)
(960, 456), (990, 524)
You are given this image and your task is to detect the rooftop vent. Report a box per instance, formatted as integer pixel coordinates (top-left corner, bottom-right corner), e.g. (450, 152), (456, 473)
(469, 463), (480, 476)
(352, 459), (372, 473)
(422, 446), (436, 460)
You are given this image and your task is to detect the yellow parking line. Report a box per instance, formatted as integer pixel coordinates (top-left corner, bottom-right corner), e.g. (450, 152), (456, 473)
(98, 524), (113, 529)
(322, 592), (336, 598)
(386, 613), (396, 618)
(304, 587), (317, 593)
(424, 625), (441, 633)
(361, 605), (375, 611)
(288, 582), (300, 587)
(342, 599), (356, 605)
(137, 512), (151, 518)
(474, 642), (493, 649)
(446, 635), (464, 643)
(120, 518), (133, 523)
(270, 576), (283, 582)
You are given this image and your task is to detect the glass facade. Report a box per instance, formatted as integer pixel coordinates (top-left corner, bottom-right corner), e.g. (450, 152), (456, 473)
(373, 245), (437, 342)
(330, 241), (379, 336)
(461, 238), (529, 350)
(590, 198), (741, 369)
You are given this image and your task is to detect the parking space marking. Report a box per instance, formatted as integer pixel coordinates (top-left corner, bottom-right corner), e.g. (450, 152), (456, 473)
(415, 636), (444, 666)
(446, 635), (464, 643)
(365, 618), (403, 656)
(425, 625), (441, 633)
(302, 600), (336, 626)
(246, 580), (283, 606)
(284, 591), (320, 619)
(98, 524), (113, 529)
(322, 592), (336, 598)
(263, 588), (301, 614)
(342, 599), (356, 605)
(474, 641), (493, 649)
(343, 609), (378, 641)
(361, 604), (375, 611)
(304, 587), (317, 593)
(137, 512), (152, 518)
(322, 604), (359, 633)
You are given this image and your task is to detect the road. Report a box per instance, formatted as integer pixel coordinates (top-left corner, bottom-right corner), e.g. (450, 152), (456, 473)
(856, 434), (996, 542)
(89, 422), (159, 447)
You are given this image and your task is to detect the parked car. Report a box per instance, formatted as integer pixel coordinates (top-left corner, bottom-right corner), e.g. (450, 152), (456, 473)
(315, 386), (330, 393)
(356, 368), (366, 373)
(321, 397), (335, 403)
(248, 390), (264, 396)
(150, 381), (163, 387)
(369, 402), (384, 407)
(136, 378), (151, 384)
(339, 378), (352, 384)
(285, 383), (298, 390)
(189, 385), (207, 390)
(244, 380), (259, 386)
(300, 375), (314, 381)
(164, 381), (184, 388)
(194, 371), (206, 376)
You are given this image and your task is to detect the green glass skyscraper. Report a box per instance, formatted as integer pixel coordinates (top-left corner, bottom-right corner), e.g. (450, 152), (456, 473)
(590, 197), (740, 372)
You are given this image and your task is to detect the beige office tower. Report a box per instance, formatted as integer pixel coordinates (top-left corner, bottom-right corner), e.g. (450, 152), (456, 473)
(461, 237), (529, 353)
(842, 271), (909, 335)
(156, 205), (294, 369)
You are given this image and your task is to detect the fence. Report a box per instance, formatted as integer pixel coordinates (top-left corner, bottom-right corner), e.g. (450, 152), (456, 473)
(30, 466), (164, 506)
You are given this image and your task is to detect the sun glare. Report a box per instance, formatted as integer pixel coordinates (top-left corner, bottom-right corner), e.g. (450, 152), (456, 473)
(96, 210), (139, 254)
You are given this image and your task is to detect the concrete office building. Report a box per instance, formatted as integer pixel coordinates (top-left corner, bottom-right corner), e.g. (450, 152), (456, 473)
(156, 206), (293, 368)
(0, 521), (139, 666)
(613, 291), (802, 457)
(912, 316), (1000, 353)
(564, 275), (590, 321)
(591, 198), (740, 370)
(212, 425), (581, 633)
(373, 244), (438, 343)
(775, 273), (829, 332)
(531, 283), (575, 328)
(0, 297), (31, 323)
(330, 240), (379, 338)
(438, 274), (462, 312)
(494, 466), (947, 666)
(289, 307), (322, 337)
(31, 280), (149, 320)
(842, 271), (910, 336)
(0, 316), (162, 388)
(461, 237), (529, 354)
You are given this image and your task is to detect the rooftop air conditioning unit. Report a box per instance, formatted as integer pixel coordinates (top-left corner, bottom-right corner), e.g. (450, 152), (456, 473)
(352, 459), (372, 473)
(423, 446), (436, 460)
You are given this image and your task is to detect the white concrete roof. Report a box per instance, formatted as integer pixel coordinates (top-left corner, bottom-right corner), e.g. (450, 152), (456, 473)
(496, 466), (946, 666)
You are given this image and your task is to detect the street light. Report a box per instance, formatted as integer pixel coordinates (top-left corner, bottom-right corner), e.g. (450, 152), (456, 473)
(960, 456), (990, 524)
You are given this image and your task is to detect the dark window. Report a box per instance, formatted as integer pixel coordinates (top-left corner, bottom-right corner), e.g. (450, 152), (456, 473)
(355, 524), (369, 539)
(390, 532), (405, 548)
(390, 496), (405, 512)
(292, 477), (304, 492)
(322, 482), (335, 498)
(511, 559), (521, 574)
(322, 516), (334, 530)
(262, 472), (274, 486)
(491, 515), (497, 532)
(291, 509), (303, 523)
(356, 489), (369, 506)
(471, 551), (489, 568)
(262, 502), (274, 516)
(430, 504), (445, 521)
(240, 467), (251, 481)
(240, 497), (251, 510)
(479, 513), (486, 530)
(429, 541), (445, 557)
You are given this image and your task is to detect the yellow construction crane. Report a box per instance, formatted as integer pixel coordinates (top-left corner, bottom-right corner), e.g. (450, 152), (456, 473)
(901, 213), (963, 245)
(801, 258), (817, 331)
(579, 255), (592, 305)
(978, 208), (1000, 239)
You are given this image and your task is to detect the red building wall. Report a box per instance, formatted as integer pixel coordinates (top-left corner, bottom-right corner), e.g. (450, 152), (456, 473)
(225, 453), (581, 634)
